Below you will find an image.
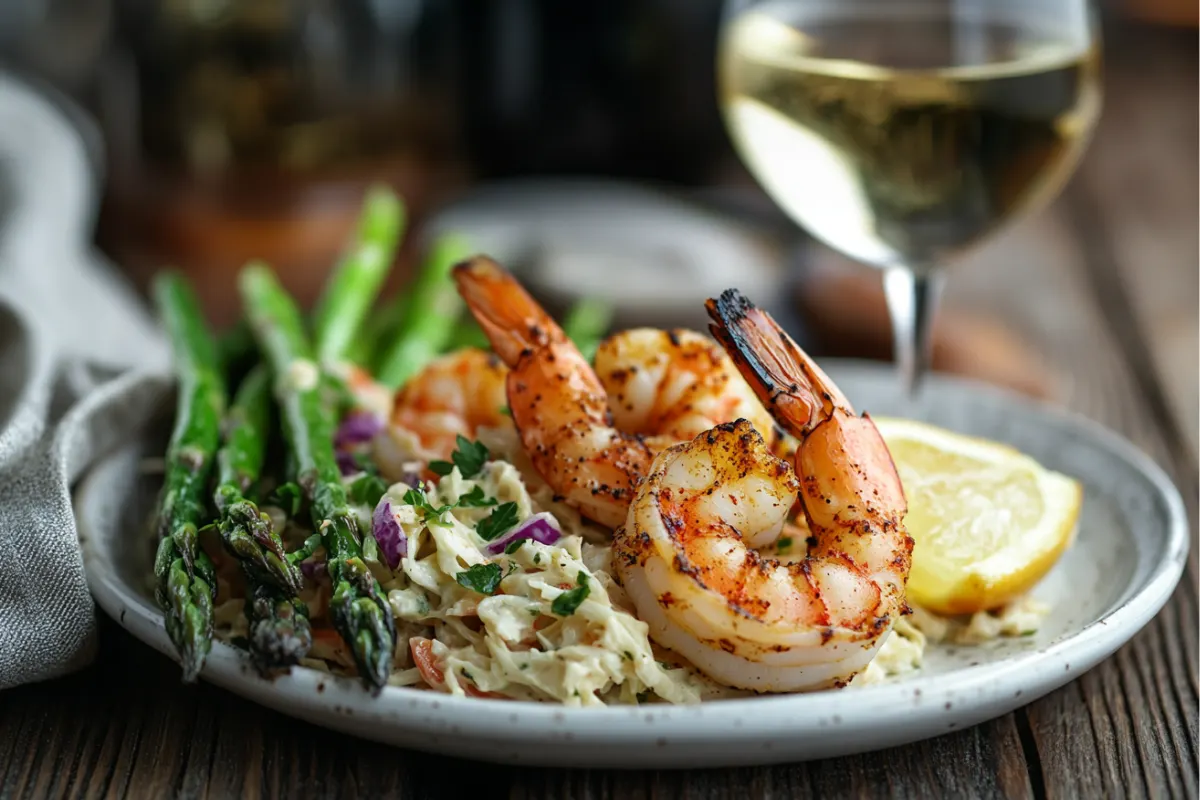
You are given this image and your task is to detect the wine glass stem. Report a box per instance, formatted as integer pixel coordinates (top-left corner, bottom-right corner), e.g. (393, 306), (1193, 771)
(883, 267), (945, 396)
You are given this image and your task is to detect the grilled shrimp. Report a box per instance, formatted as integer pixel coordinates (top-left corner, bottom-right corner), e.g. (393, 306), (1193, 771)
(389, 348), (512, 460)
(451, 257), (655, 528)
(611, 291), (911, 692)
(452, 257), (774, 530)
(371, 348), (514, 483)
(594, 328), (775, 445)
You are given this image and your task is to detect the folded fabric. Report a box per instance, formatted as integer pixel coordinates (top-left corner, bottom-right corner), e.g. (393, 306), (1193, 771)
(0, 74), (170, 689)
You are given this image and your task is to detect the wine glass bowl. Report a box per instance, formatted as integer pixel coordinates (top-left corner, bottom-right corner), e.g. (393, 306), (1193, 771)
(717, 0), (1102, 391)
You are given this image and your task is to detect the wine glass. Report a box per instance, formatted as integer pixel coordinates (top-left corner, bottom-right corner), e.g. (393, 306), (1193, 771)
(717, 0), (1102, 393)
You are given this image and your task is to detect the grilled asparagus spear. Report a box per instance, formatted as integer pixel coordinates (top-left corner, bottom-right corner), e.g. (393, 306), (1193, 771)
(151, 271), (225, 682)
(375, 232), (473, 388)
(311, 185), (405, 366)
(239, 262), (396, 692)
(214, 365), (305, 595)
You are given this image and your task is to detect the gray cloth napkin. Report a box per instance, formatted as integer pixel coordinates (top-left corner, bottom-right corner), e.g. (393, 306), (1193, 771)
(0, 75), (171, 689)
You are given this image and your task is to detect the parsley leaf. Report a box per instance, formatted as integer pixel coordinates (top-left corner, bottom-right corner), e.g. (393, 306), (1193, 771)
(475, 502), (519, 542)
(429, 435), (489, 478)
(456, 485), (497, 508)
(349, 473), (388, 507)
(776, 536), (794, 554)
(551, 571), (590, 617)
(455, 563), (503, 595)
(504, 539), (525, 554)
(402, 487), (455, 525)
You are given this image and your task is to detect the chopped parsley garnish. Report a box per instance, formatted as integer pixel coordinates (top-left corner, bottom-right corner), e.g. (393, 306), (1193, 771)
(348, 473), (388, 507)
(402, 487), (455, 525)
(269, 482), (303, 516)
(455, 563), (503, 595)
(456, 485), (497, 508)
(475, 502), (519, 542)
(504, 539), (526, 554)
(551, 571), (590, 617)
(498, 405), (511, 417)
(429, 435), (490, 478)
(776, 536), (794, 554)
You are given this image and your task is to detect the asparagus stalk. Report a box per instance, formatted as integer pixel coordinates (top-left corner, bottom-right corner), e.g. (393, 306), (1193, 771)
(311, 185), (406, 366)
(239, 262), (396, 692)
(215, 365), (304, 595)
(151, 271), (225, 682)
(561, 297), (614, 362)
(375, 232), (473, 388)
(245, 583), (313, 676)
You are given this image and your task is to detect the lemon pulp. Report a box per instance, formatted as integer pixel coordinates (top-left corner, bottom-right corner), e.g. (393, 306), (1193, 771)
(874, 417), (1082, 616)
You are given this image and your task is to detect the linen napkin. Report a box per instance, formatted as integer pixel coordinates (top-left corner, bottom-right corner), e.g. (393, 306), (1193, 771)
(0, 74), (172, 689)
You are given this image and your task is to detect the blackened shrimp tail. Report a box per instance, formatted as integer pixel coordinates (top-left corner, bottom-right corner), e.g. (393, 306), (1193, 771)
(705, 289), (851, 436)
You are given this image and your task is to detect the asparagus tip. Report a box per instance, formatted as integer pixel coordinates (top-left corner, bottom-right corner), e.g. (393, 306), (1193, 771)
(247, 588), (313, 676)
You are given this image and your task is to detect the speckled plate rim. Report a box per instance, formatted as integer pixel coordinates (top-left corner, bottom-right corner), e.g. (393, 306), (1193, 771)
(76, 362), (1189, 769)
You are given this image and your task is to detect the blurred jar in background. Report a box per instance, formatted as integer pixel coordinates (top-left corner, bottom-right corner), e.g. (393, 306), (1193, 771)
(95, 0), (466, 327)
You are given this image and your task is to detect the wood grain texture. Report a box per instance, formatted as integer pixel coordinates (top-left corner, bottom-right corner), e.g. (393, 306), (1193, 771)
(1, 21), (1195, 800)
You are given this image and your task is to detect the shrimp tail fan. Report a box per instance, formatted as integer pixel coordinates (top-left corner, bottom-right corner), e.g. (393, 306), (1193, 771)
(705, 289), (851, 435)
(452, 256), (561, 364)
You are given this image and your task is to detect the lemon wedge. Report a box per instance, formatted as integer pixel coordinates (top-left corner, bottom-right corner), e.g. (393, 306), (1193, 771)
(874, 417), (1082, 616)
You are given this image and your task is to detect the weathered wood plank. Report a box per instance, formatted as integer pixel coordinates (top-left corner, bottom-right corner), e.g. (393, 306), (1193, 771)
(1075, 24), (1199, 457)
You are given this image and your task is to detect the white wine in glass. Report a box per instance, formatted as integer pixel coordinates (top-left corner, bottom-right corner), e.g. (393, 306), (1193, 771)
(718, 0), (1102, 392)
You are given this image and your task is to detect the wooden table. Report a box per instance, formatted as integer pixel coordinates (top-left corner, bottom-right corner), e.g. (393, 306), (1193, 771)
(2, 22), (1195, 800)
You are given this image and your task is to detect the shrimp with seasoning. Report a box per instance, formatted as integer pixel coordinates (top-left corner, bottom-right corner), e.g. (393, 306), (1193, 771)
(371, 348), (511, 481)
(452, 257), (774, 530)
(594, 328), (775, 446)
(389, 347), (511, 460)
(611, 290), (911, 692)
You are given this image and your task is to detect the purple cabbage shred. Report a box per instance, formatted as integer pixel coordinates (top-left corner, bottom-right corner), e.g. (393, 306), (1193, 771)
(334, 411), (385, 449)
(372, 498), (408, 569)
(485, 512), (562, 555)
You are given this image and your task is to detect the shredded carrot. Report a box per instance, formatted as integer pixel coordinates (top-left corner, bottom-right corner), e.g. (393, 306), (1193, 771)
(410, 637), (505, 699)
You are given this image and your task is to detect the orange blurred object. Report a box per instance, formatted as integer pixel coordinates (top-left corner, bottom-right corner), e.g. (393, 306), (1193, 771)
(92, 0), (469, 329)
(97, 157), (467, 330)
(1122, 0), (1198, 26)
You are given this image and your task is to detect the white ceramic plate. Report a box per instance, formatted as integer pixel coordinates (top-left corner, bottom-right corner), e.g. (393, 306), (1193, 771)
(75, 362), (1189, 769)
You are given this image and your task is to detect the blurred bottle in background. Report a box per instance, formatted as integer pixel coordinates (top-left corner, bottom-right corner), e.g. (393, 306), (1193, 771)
(94, 0), (467, 327)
